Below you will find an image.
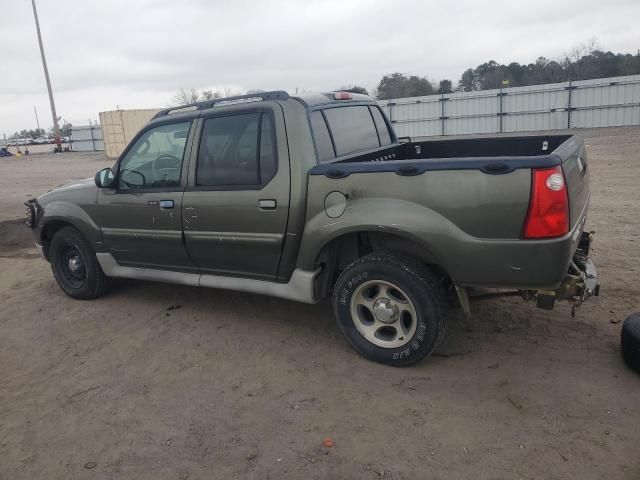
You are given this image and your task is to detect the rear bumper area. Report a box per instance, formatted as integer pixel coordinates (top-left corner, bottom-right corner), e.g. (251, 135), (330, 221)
(536, 231), (600, 311)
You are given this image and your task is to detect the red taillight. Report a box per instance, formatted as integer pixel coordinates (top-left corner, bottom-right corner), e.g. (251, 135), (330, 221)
(522, 166), (569, 239)
(334, 91), (353, 100)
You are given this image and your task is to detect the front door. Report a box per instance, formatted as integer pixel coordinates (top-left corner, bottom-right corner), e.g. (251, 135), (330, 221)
(97, 120), (197, 272)
(182, 108), (290, 280)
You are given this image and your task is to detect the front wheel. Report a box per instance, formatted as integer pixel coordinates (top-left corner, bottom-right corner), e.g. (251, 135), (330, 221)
(49, 227), (111, 300)
(333, 253), (448, 366)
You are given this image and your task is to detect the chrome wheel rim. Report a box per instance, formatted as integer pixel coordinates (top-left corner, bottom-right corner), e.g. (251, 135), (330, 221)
(350, 280), (417, 349)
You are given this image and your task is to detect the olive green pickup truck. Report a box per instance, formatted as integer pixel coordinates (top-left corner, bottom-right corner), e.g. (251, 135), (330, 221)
(26, 91), (598, 366)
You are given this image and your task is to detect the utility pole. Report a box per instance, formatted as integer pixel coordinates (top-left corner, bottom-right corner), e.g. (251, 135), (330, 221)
(33, 105), (41, 133)
(31, 0), (61, 152)
(88, 118), (96, 151)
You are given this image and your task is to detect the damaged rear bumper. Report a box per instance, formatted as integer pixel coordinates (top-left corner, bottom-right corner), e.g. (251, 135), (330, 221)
(536, 231), (600, 311)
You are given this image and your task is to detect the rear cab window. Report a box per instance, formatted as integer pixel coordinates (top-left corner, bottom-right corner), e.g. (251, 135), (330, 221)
(310, 111), (335, 162)
(310, 105), (393, 163)
(370, 107), (392, 146)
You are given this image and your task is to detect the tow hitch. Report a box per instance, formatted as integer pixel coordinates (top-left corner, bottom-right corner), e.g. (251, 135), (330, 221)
(536, 231), (600, 315)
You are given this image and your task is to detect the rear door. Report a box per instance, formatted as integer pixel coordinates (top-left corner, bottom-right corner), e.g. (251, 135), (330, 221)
(182, 106), (290, 280)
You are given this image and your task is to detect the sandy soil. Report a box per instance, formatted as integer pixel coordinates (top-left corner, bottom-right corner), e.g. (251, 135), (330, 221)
(0, 128), (639, 480)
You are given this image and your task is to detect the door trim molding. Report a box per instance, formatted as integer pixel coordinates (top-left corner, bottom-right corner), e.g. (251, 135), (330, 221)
(183, 231), (283, 246)
(102, 228), (183, 241)
(96, 253), (319, 304)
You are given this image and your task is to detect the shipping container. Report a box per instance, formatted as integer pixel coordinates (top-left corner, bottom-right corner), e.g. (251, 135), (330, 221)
(99, 109), (161, 158)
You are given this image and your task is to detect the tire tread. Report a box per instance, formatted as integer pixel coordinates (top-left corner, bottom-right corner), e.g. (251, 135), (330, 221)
(621, 313), (640, 373)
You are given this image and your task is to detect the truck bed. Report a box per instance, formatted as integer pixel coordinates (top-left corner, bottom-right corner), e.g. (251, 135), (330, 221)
(304, 134), (589, 290)
(310, 134), (588, 232)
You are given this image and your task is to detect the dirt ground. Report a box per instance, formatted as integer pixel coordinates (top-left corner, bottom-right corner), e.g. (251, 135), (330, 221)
(0, 127), (639, 480)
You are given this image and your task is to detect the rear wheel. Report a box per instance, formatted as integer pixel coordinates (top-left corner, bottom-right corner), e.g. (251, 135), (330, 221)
(49, 227), (110, 299)
(333, 253), (448, 366)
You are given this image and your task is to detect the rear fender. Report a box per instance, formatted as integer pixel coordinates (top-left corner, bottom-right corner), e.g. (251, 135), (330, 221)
(297, 198), (455, 271)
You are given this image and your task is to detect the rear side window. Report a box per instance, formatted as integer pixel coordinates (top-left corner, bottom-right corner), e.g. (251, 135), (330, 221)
(197, 113), (277, 187)
(310, 111), (335, 162)
(323, 106), (380, 157)
(370, 106), (392, 146)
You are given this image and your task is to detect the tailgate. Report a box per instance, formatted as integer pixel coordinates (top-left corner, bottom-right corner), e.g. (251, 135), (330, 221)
(555, 136), (590, 231)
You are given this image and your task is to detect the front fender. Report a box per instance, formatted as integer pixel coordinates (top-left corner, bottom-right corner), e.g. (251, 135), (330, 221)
(37, 201), (102, 246)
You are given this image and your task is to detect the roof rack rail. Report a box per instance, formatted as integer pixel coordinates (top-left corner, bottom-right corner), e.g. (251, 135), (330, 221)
(152, 90), (290, 119)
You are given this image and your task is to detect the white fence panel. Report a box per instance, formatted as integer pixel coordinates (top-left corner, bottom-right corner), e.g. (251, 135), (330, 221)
(71, 124), (104, 151)
(378, 74), (640, 137)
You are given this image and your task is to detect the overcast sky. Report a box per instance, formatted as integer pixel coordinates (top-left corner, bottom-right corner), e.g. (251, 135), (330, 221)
(1, 0), (638, 135)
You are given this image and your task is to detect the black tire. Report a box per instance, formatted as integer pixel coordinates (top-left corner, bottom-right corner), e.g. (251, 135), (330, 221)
(49, 226), (110, 300)
(621, 313), (640, 374)
(332, 253), (448, 367)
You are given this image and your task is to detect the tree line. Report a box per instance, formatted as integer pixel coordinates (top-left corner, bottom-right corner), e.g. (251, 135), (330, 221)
(172, 42), (640, 104)
(8, 123), (72, 140)
(376, 42), (640, 99)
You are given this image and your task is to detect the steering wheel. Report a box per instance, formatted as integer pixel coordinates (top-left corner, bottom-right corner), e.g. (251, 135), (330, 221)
(152, 154), (181, 184)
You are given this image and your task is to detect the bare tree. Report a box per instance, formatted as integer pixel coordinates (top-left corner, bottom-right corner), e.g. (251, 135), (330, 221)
(562, 37), (602, 79)
(172, 87), (238, 106)
(565, 37), (601, 64)
(206, 86), (242, 98)
(200, 90), (214, 100)
(172, 88), (200, 105)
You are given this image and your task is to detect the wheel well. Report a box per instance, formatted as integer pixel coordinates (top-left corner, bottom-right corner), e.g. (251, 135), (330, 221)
(41, 220), (75, 259)
(314, 231), (453, 299)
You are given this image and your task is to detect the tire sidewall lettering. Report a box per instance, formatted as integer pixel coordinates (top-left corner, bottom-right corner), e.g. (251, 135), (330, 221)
(339, 271), (368, 306)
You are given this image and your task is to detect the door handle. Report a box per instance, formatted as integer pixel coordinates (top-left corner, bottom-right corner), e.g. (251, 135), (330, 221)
(159, 200), (174, 210)
(258, 199), (277, 210)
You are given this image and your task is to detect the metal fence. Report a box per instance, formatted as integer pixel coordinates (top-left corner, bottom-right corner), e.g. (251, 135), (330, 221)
(71, 124), (104, 151)
(378, 74), (640, 137)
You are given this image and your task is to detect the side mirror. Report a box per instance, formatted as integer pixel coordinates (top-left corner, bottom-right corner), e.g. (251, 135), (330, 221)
(95, 167), (115, 188)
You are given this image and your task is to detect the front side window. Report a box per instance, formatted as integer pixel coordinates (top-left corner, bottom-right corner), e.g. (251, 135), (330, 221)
(118, 122), (191, 189)
(197, 112), (277, 187)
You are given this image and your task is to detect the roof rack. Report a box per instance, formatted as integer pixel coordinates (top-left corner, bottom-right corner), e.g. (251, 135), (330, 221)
(152, 90), (291, 119)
